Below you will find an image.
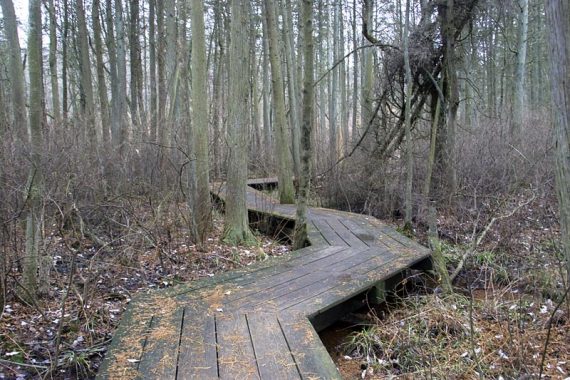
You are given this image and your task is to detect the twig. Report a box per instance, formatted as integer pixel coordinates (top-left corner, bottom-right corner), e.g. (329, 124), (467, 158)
(538, 285), (570, 379)
(450, 192), (536, 281)
(0, 359), (48, 370)
(49, 249), (78, 378)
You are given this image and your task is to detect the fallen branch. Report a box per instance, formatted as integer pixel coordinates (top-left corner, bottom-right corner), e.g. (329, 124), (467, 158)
(538, 285), (570, 379)
(450, 192), (537, 281)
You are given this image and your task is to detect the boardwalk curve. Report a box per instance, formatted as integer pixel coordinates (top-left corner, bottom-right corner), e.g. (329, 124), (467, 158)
(97, 179), (431, 379)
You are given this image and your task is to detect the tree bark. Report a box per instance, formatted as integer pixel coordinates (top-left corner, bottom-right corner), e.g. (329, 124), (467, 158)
(282, 0), (301, 178)
(149, 0), (158, 142)
(294, 0), (314, 250)
(129, 0), (142, 128)
(93, 0), (110, 143)
(157, 0), (167, 147)
(512, 0), (529, 139)
(25, 0), (44, 299)
(223, 0), (255, 245)
(263, 0), (296, 204)
(62, 0), (69, 119)
(361, 0), (375, 140)
(403, 0), (413, 228)
(0, 0), (27, 143)
(76, 0), (97, 144)
(545, 0), (570, 283)
(114, 0), (128, 151)
(352, 0), (358, 144)
(211, 1), (224, 179)
(48, 0), (60, 122)
(190, 0), (212, 246)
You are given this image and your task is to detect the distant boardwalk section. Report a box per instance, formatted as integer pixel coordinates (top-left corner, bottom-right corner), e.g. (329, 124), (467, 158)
(97, 179), (431, 379)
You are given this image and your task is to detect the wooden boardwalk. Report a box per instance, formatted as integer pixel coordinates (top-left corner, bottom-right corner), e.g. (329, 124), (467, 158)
(97, 179), (431, 379)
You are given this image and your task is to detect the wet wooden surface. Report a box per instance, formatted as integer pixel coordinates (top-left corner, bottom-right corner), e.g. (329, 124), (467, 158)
(97, 179), (431, 379)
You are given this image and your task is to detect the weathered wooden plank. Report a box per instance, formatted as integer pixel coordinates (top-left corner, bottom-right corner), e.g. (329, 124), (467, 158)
(136, 307), (184, 379)
(290, 252), (428, 318)
(238, 247), (375, 312)
(174, 246), (349, 310)
(168, 244), (325, 300)
(95, 296), (163, 380)
(176, 309), (218, 380)
(337, 218), (375, 246)
(309, 291), (369, 332)
(216, 313), (260, 379)
(248, 313), (301, 379)
(281, 254), (399, 315)
(278, 316), (342, 380)
(311, 219), (347, 246)
(224, 246), (351, 307)
(325, 218), (369, 248)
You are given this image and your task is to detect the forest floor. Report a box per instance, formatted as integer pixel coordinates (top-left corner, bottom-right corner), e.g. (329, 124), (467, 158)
(1, 192), (568, 379)
(0, 206), (290, 379)
(323, 194), (570, 379)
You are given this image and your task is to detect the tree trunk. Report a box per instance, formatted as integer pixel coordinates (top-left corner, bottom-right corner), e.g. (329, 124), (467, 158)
(190, 0), (211, 246)
(25, 0), (44, 300)
(263, 0), (296, 204)
(106, 0), (119, 146)
(223, 0), (255, 245)
(93, 0), (110, 143)
(76, 0), (97, 144)
(0, 0), (27, 143)
(329, 0), (339, 166)
(403, 0), (413, 228)
(114, 0), (128, 151)
(48, 0), (60, 122)
(294, 0), (314, 250)
(165, 0), (178, 144)
(149, 0), (158, 142)
(352, 0), (358, 144)
(282, 0), (301, 178)
(361, 0), (375, 142)
(545, 0), (570, 283)
(62, 0), (69, 119)
(211, 2), (224, 179)
(262, 28), (272, 159)
(512, 0), (529, 140)
(157, 0), (167, 147)
(129, 0), (142, 128)
(338, 1), (348, 155)
(434, 0), (458, 201)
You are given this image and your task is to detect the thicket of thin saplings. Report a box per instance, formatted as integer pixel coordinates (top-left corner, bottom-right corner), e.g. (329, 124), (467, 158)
(317, 111), (569, 378)
(0, 125), (290, 378)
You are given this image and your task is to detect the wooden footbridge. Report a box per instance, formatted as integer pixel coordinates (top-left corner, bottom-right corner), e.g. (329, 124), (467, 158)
(97, 179), (431, 379)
